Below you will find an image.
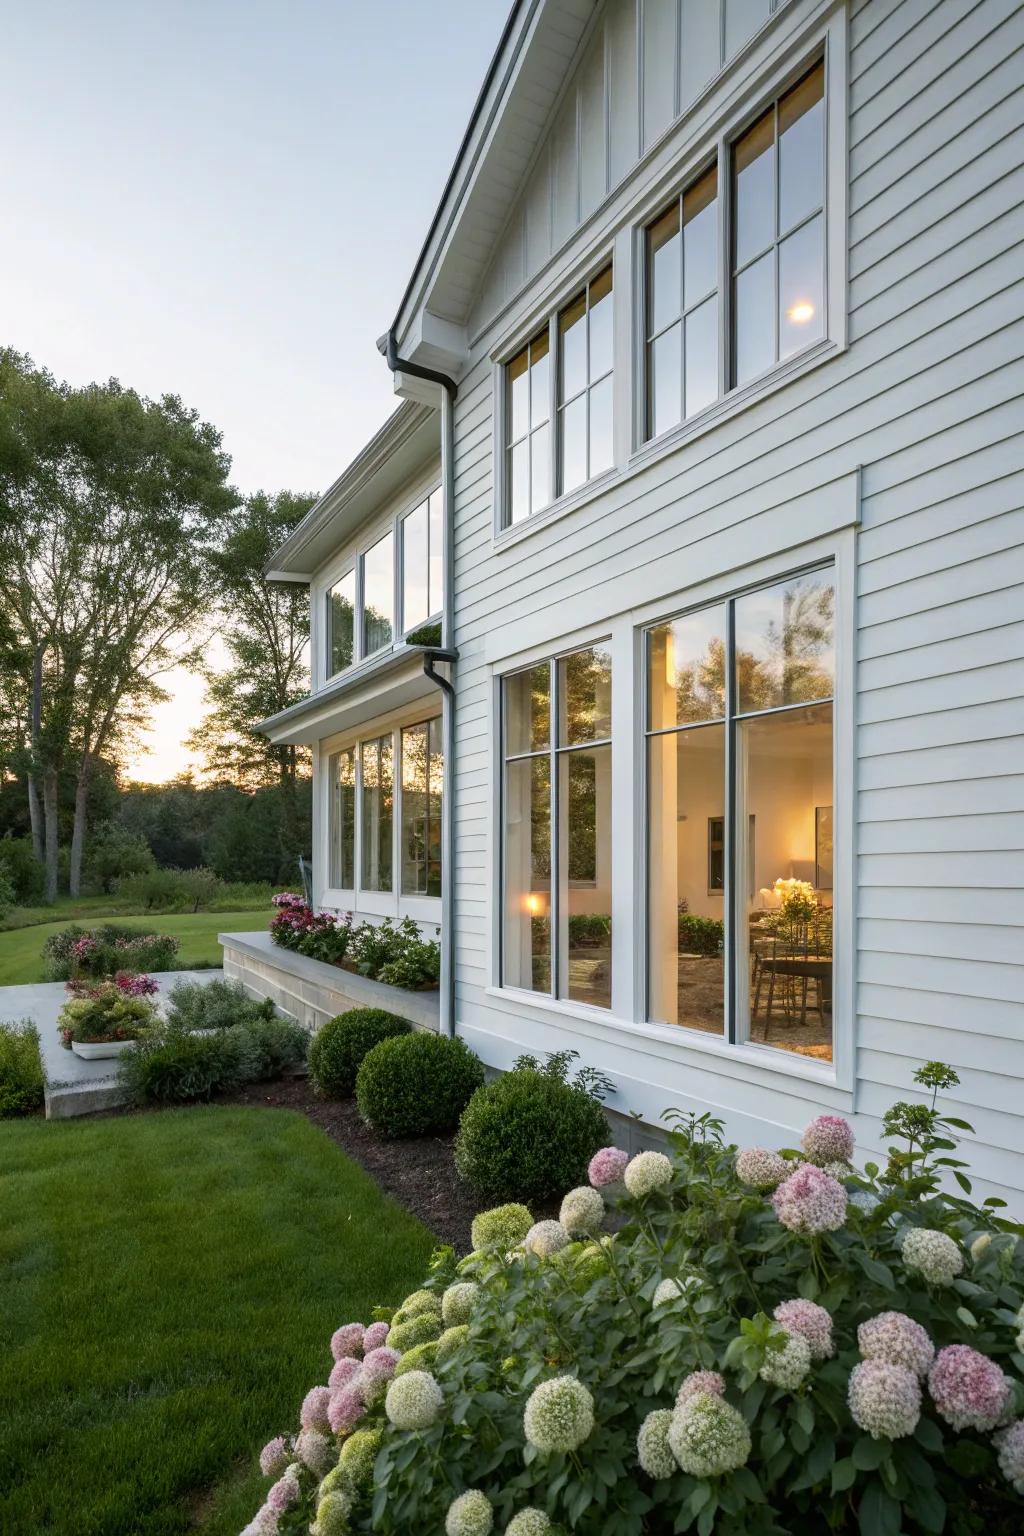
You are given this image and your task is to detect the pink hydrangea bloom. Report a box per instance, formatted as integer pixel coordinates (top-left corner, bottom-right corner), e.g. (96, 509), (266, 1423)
(328, 1385), (365, 1434)
(266, 1467), (300, 1513)
(928, 1345), (1013, 1432)
(361, 1345), (400, 1382)
(735, 1147), (788, 1191)
(258, 1435), (290, 1477)
(801, 1114), (854, 1165)
(330, 1322), (365, 1361)
(773, 1298), (834, 1360)
(299, 1385), (331, 1431)
(848, 1359), (921, 1440)
(294, 1428), (334, 1474)
(772, 1164), (847, 1234)
(857, 1312), (934, 1378)
(588, 1146), (629, 1188)
(994, 1420), (1024, 1495)
(363, 1320), (390, 1351)
(675, 1370), (726, 1407)
(328, 1356), (362, 1392)
(240, 1505), (279, 1536)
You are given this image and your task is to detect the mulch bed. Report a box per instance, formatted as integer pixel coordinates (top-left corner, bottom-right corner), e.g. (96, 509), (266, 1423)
(226, 1075), (480, 1252)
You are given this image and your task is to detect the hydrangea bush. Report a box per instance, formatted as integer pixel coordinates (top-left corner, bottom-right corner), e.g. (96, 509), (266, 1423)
(241, 1065), (1023, 1534)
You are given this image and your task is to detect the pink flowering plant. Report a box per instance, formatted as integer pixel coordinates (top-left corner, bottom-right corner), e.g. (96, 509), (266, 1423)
(269, 902), (441, 989)
(240, 1063), (1023, 1535)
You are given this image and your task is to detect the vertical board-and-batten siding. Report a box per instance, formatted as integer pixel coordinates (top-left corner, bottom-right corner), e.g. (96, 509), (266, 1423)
(449, 0), (1024, 1201)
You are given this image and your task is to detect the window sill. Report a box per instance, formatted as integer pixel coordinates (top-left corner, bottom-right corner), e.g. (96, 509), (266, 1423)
(483, 983), (849, 1101)
(489, 338), (840, 554)
(493, 467), (620, 551)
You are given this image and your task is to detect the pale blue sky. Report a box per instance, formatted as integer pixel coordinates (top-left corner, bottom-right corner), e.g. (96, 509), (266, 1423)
(3, 0), (509, 777)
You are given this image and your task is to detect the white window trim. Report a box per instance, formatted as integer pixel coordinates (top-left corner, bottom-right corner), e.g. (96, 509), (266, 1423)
(489, 5), (848, 555)
(486, 526), (855, 1100)
(318, 698), (444, 925)
(318, 478), (443, 689)
(491, 246), (617, 539)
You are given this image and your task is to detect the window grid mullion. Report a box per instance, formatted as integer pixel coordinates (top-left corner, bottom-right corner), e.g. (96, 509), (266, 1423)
(724, 598), (737, 1045)
(549, 315), (558, 505)
(773, 97), (781, 368)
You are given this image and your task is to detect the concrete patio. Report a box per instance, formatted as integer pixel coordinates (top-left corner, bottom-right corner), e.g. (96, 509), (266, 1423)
(4, 970), (222, 1119)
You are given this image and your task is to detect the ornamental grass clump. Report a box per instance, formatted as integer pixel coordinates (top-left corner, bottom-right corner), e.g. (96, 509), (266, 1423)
(240, 1063), (1024, 1536)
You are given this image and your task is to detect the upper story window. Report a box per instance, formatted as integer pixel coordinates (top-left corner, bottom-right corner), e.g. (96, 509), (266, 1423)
(326, 485), (441, 680)
(733, 62), (825, 385)
(328, 570), (356, 675)
(401, 490), (443, 632)
(644, 59), (826, 442)
(363, 530), (394, 655)
(504, 268), (614, 527)
(646, 166), (719, 437)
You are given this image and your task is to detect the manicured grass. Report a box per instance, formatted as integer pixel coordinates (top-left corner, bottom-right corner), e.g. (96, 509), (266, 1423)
(0, 909), (273, 986)
(0, 1107), (435, 1536)
(1, 889), (274, 933)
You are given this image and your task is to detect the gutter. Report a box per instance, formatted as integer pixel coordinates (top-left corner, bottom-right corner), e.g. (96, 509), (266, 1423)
(384, 332), (460, 1040)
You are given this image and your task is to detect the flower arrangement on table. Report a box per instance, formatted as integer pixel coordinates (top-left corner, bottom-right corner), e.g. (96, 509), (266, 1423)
(238, 1062), (1024, 1535)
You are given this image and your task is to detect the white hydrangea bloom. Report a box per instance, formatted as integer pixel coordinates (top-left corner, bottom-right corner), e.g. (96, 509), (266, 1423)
(848, 1360), (921, 1440)
(505, 1511), (552, 1536)
(901, 1228), (963, 1286)
(523, 1376), (595, 1453)
(441, 1281), (480, 1327)
(637, 1409), (676, 1478)
(652, 1275), (699, 1308)
(759, 1330), (812, 1390)
(444, 1489), (494, 1536)
(385, 1369), (444, 1431)
(524, 1220), (570, 1257)
(668, 1392), (751, 1477)
(624, 1150), (673, 1197)
(558, 1185), (605, 1237)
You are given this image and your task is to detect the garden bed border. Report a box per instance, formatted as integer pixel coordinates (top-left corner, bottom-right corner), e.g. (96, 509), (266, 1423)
(219, 930), (440, 1035)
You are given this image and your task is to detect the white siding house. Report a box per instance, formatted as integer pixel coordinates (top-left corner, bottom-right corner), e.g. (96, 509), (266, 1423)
(254, 0), (1024, 1203)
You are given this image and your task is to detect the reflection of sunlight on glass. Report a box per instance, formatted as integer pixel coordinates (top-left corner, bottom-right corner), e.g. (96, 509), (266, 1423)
(787, 300), (815, 324)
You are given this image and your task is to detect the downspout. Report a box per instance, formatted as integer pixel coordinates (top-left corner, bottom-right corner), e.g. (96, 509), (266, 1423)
(385, 330), (459, 1038)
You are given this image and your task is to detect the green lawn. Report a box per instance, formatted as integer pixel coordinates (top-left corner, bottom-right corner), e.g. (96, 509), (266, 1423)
(0, 909), (273, 986)
(2, 890), (274, 932)
(0, 1107), (434, 1536)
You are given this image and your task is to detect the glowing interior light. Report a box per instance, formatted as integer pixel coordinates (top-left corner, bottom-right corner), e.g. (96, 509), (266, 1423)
(525, 893), (543, 916)
(788, 300), (815, 324)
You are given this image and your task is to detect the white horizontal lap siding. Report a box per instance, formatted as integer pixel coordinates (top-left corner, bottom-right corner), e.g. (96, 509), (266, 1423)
(444, 0), (1024, 1202)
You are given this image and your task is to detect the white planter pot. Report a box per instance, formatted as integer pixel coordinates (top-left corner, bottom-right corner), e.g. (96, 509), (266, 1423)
(70, 1037), (137, 1061)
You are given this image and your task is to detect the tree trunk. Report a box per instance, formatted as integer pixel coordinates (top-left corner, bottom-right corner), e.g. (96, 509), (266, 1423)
(26, 775), (43, 861)
(68, 752), (92, 897)
(42, 766), (59, 903)
(27, 643), (44, 861)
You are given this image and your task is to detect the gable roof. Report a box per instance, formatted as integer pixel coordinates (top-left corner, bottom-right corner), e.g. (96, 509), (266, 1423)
(389, 0), (596, 372)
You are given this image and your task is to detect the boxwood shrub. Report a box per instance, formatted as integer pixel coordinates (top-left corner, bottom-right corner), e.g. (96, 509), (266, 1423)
(455, 1067), (609, 1203)
(355, 1032), (484, 1137)
(308, 1007), (413, 1099)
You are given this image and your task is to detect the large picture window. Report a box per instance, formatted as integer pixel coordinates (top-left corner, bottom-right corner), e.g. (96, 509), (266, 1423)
(502, 646), (612, 1010)
(328, 718), (443, 908)
(504, 269), (613, 526)
(328, 746), (356, 889)
(360, 734), (393, 892)
(646, 567), (835, 1061)
(401, 717), (443, 897)
(644, 57), (826, 441)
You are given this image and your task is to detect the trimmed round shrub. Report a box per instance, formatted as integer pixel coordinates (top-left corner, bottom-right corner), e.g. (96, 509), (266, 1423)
(454, 1068), (609, 1204)
(309, 1007), (413, 1099)
(355, 1032), (484, 1137)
